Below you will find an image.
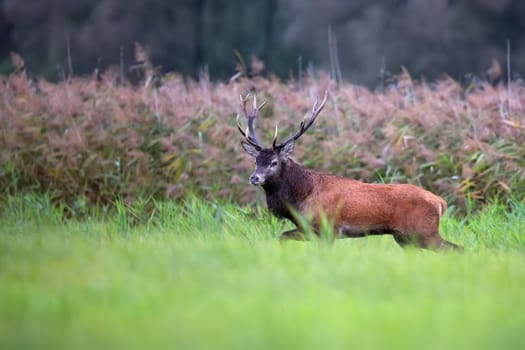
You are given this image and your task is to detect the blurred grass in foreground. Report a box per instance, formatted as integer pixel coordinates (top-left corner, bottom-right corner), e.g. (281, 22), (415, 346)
(0, 194), (524, 350)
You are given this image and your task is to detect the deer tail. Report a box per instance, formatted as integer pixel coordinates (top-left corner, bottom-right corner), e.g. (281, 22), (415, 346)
(439, 198), (447, 217)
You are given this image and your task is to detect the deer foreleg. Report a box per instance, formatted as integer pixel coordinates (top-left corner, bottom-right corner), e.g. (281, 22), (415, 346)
(279, 228), (305, 241)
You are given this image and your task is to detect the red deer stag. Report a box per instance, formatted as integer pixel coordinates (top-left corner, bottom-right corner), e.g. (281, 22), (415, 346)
(237, 92), (460, 249)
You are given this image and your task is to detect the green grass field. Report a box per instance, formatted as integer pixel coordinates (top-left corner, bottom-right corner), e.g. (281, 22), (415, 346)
(1, 194), (525, 350)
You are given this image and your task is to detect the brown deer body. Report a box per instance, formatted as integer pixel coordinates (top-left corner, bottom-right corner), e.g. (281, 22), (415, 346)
(237, 93), (459, 249)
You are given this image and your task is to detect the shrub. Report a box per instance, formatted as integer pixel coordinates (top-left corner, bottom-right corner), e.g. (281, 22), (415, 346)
(1, 57), (524, 212)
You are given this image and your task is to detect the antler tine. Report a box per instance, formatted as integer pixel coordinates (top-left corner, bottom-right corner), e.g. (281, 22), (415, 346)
(240, 94), (249, 117)
(236, 93), (266, 149)
(271, 124), (279, 149)
(274, 90), (328, 149)
(236, 112), (260, 148)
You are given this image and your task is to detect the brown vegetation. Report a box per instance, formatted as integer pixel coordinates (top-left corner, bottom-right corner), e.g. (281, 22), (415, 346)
(1, 56), (524, 212)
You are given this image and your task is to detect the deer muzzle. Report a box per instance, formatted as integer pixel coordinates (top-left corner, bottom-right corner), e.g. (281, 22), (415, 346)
(249, 173), (264, 186)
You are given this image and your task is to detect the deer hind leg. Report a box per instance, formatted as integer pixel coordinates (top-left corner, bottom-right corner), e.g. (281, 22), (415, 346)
(420, 234), (463, 250)
(418, 215), (462, 250)
(394, 231), (461, 250)
(397, 207), (462, 250)
(392, 232), (413, 247)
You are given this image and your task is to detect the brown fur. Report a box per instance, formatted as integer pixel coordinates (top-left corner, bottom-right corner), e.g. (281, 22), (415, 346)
(257, 157), (459, 250)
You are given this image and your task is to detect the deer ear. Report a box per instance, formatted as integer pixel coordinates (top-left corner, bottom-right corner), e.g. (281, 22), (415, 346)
(280, 141), (294, 160)
(241, 141), (260, 158)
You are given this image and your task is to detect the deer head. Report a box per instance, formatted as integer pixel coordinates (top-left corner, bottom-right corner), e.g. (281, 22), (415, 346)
(237, 92), (328, 186)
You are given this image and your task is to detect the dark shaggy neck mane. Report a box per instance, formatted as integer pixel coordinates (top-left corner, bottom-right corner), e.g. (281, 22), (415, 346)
(262, 159), (313, 221)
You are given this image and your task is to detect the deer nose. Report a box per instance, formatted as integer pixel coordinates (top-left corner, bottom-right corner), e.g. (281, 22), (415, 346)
(249, 174), (262, 185)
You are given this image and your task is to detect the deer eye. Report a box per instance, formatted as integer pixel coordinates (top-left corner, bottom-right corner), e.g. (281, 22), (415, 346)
(270, 160), (278, 168)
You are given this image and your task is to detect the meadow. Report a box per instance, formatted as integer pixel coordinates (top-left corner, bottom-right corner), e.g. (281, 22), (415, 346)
(1, 194), (524, 350)
(1, 52), (525, 349)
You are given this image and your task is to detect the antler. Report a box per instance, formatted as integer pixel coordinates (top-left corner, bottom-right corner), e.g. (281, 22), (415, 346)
(273, 90), (328, 149)
(236, 94), (267, 150)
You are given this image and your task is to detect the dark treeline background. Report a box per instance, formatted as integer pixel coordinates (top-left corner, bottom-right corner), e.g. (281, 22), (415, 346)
(0, 0), (523, 86)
